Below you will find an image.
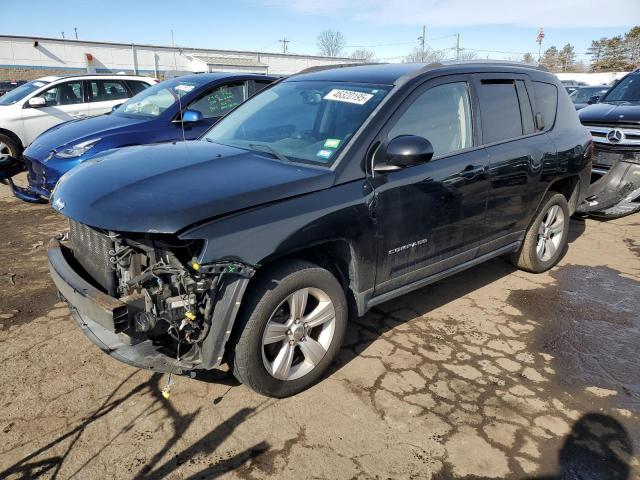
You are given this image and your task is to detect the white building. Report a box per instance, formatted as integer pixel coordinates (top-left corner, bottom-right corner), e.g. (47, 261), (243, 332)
(0, 35), (362, 80)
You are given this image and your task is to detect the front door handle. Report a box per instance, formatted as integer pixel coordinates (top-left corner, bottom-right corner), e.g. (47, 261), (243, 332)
(460, 165), (485, 180)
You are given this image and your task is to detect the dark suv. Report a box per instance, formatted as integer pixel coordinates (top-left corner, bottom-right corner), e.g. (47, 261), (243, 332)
(578, 69), (640, 218)
(47, 62), (591, 397)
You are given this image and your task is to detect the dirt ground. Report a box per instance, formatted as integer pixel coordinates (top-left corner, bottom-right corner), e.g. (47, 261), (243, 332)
(0, 177), (639, 479)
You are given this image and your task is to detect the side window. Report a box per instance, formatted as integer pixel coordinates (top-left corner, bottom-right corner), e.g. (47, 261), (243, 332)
(478, 80), (523, 144)
(253, 81), (272, 94)
(188, 83), (246, 119)
(127, 80), (150, 96)
(516, 80), (535, 134)
(532, 81), (558, 131)
(388, 82), (473, 158)
(88, 80), (129, 102)
(41, 81), (84, 107)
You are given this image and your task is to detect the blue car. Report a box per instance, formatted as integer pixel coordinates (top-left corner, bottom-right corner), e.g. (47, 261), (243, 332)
(2, 73), (276, 202)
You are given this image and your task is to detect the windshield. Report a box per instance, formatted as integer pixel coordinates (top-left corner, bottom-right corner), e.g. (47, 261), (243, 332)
(115, 78), (203, 118)
(204, 80), (389, 166)
(601, 74), (640, 104)
(569, 87), (608, 103)
(0, 79), (50, 106)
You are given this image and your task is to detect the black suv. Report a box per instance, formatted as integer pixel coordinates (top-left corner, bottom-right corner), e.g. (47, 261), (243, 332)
(578, 69), (640, 218)
(47, 62), (591, 397)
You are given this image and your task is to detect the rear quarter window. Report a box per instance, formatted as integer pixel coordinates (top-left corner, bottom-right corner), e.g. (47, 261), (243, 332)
(478, 80), (523, 144)
(532, 81), (558, 131)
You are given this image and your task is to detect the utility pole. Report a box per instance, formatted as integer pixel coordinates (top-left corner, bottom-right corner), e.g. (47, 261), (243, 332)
(417, 25), (426, 62)
(74, 27), (78, 40)
(279, 38), (290, 54)
(61, 32), (65, 39)
(455, 33), (461, 60)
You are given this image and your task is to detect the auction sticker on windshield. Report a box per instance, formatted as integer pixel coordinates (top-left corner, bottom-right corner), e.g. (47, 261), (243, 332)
(324, 89), (373, 105)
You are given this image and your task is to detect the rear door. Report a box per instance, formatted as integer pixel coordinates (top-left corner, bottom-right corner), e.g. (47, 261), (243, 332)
(474, 74), (557, 254)
(87, 79), (131, 116)
(372, 75), (490, 296)
(20, 79), (89, 145)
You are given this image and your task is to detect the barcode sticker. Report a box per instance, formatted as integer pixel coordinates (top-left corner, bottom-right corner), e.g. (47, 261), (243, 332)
(324, 89), (373, 105)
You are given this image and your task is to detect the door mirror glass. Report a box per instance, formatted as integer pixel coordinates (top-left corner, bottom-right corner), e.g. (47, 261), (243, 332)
(587, 95), (600, 105)
(180, 109), (204, 123)
(27, 96), (46, 108)
(375, 135), (434, 171)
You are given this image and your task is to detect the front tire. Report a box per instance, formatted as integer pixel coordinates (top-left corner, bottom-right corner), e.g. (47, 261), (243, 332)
(0, 133), (20, 158)
(231, 260), (347, 397)
(512, 192), (570, 273)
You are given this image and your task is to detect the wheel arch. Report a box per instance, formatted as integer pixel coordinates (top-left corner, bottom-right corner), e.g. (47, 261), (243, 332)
(0, 128), (24, 154)
(545, 175), (581, 215)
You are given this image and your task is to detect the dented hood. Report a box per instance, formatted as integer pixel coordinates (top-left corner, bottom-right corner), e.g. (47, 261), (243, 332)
(51, 140), (334, 233)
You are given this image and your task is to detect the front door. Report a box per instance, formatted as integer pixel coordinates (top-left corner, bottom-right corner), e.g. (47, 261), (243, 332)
(21, 80), (89, 145)
(373, 77), (490, 296)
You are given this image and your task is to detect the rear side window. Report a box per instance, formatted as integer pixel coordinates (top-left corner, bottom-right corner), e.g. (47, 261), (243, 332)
(127, 80), (151, 95)
(88, 80), (129, 102)
(532, 81), (558, 131)
(478, 80), (523, 144)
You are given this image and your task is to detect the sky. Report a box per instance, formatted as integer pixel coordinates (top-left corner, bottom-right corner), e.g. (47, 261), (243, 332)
(4, 0), (639, 63)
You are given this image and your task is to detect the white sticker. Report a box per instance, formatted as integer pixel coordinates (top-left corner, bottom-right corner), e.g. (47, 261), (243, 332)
(324, 89), (373, 105)
(175, 84), (195, 92)
(33, 82), (45, 87)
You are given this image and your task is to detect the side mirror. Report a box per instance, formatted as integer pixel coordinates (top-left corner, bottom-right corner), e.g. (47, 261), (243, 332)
(27, 97), (46, 108)
(180, 109), (203, 123)
(587, 95), (600, 105)
(375, 135), (434, 172)
(111, 103), (124, 112)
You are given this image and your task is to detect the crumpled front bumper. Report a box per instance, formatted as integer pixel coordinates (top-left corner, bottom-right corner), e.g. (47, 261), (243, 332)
(47, 238), (197, 374)
(577, 159), (640, 216)
(0, 155), (48, 203)
(47, 238), (251, 375)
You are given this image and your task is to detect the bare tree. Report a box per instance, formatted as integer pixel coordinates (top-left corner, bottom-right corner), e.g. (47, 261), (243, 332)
(350, 48), (375, 62)
(457, 49), (478, 61)
(317, 30), (346, 57)
(404, 46), (445, 63)
(522, 52), (535, 64)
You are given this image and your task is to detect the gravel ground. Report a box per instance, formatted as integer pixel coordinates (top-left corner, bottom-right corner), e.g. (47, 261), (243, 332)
(0, 177), (638, 479)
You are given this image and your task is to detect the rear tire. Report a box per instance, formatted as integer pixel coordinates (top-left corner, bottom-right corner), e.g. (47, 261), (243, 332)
(0, 133), (20, 158)
(511, 192), (570, 273)
(231, 260), (347, 398)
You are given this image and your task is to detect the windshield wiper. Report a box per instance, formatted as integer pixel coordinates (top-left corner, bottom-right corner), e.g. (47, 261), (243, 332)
(247, 143), (289, 162)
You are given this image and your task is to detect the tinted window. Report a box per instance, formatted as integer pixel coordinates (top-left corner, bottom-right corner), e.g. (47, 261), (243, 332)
(41, 81), (84, 106)
(532, 81), (558, 131)
(478, 80), (522, 144)
(116, 79), (202, 118)
(127, 80), (150, 95)
(388, 82), (473, 158)
(254, 81), (272, 94)
(88, 80), (128, 102)
(188, 83), (245, 118)
(602, 73), (640, 103)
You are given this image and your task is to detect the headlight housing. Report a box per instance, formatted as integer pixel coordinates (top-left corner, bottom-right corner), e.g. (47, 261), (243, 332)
(55, 138), (101, 159)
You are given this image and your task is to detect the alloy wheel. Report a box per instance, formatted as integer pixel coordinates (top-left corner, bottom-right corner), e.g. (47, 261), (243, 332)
(536, 204), (565, 261)
(261, 287), (336, 381)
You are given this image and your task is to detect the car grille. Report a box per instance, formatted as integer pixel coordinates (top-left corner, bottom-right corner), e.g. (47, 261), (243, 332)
(68, 220), (117, 295)
(585, 124), (640, 146)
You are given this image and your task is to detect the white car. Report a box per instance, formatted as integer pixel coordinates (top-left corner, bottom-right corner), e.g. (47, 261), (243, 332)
(0, 74), (157, 157)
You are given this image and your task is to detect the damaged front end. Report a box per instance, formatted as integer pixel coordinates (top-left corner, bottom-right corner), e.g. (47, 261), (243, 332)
(48, 220), (255, 374)
(0, 155), (47, 204)
(577, 127), (640, 217)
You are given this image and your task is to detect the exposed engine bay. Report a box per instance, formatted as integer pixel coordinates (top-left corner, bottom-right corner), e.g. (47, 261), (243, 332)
(65, 219), (255, 369)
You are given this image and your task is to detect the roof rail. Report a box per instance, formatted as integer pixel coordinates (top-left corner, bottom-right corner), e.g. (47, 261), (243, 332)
(437, 59), (549, 72)
(294, 62), (387, 76)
